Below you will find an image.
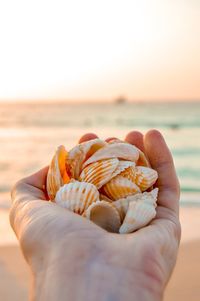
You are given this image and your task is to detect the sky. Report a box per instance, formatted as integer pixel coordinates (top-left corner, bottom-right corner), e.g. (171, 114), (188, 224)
(0, 0), (199, 102)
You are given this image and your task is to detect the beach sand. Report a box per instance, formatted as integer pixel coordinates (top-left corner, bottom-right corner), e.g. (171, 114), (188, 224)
(0, 208), (200, 301)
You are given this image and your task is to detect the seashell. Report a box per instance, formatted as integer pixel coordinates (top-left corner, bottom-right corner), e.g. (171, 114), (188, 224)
(111, 161), (135, 179)
(66, 139), (107, 179)
(119, 166), (136, 183)
(113, 188), (158, 222)
(55, 181), (99, 214)
(79, 158), (119, 189)
(119, 188), (158, 234)
(47, 145), (70, 200)
(99, 194), (113, 203)
(82, 143), (140, 169)
(83, 201), (121, 233)
(102, 175), (141, 201)
(137, 150), (151, 167)
(134, 166), (158, 191)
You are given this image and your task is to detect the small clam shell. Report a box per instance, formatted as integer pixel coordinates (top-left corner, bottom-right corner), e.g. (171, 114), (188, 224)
(55, 181), (99, 214)
(47, 145), (70, 200)
(102, 175), (141, 201)
(134, 166), (158, 191)
(82, 143), (139, 169)
(111, 161), (135, 179)
(113, 188), (158, 222)
(66, 139), (107, 179)
(79, 158), (119, 189)
(99, 194), (113, 203)
(119, 188), (158, 234)
(119, 166), (136, 183)
(83, 201), (121, 233)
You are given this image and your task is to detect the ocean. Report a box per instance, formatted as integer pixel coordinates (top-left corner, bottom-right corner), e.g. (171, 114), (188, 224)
(0, 101), (199, 208)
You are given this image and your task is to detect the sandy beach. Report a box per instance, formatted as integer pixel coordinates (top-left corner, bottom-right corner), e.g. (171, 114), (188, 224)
(0, 207), (200, 301)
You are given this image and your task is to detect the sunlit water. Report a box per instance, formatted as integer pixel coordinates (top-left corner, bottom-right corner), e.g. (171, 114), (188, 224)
(0, 101), (199, 208)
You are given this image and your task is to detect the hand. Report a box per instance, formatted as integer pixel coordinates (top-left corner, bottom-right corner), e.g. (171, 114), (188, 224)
(10, 130), (181, 301)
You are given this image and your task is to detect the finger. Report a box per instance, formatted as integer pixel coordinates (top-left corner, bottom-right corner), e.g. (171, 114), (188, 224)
(125, 131), (145, 153)
(144, 130), (180, 215)
(78, 133), (98, 143)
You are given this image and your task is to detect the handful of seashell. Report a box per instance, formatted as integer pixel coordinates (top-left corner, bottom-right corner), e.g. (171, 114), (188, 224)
(46, 138), (158, 234)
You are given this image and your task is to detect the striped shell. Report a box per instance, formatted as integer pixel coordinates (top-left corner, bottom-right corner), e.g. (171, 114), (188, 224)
(111, 161), (135, 179)
(82, 143), (140, 169)
(83, 201), (121, 233)
(79, 158), (119, 189)
(134, 166), (158, 191)
(55, 181), (99, 214)
(119, 188), (158, 234)
(102, 175), (141, 201)
(47, 145), (70, 200)
(66, 139), (107, 179)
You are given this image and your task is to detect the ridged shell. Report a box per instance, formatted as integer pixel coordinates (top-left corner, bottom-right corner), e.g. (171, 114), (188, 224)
(83, 201), (121, 233)
(113, 188), (158, 222)
(119, 188), (158, 234)
(102, 175), (141, 201)
(137, 150), (150, 167)
(66, 139), (107, 179)
(111, 161), (135, 179)
(99, 194), (113, 203)
(82, 143), (139, 169)
(47, 145), (70, 200)
(119, 166), (136, 183)
(55, 181), (99, 214)
(79, 158), (119, 189)
(134, 166), (158, 191)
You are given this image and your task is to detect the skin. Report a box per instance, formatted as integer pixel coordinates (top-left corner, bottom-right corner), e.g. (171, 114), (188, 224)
(10, 130), (181, 301)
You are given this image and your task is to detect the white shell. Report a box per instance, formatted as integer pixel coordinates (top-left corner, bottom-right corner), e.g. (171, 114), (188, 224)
(66, 139), (107, 179)
(82, 143), (139, 169)
(79, 158), (119, 189)
(134, 166), (158, 191)
(83, 201), (121, 233)
(55, 181), (99, 214)
(119, 188), (158, 234)
(102, 175), (141, 201)
(111, 161), (135, 179)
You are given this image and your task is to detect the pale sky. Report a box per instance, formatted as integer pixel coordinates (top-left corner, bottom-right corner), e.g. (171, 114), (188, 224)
(0, 0), (199, 101)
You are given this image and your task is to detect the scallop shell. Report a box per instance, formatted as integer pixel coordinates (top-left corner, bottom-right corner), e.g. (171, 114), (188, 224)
(119, 166), (136, 183)
(83, 201), (121, 233)
(111, 161), (135, 179)
(102, 175), (141, 201)
(113, 188), (158, 222)
(66, 139), (107, 179)
(79, 158), (119, 189)
(119, 188), (158, 234)
(134, 166), (158, 191)
(55, 181), (99, 214)
(47, 145), (70, 200)
(82, 143), (139, 169)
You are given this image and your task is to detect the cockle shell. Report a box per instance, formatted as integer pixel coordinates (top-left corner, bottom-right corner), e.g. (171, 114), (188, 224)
(79, 158), (119, 189)
(111, 161), (135, 179)
(119, 188), (158, 234)
(102, 175), (141, 201)
(119, 166), (136, 183)
(55, 181), (99, 214)
(47, 145), (70, 200)
(134, 166), (158, 191)
(82, 143), (140, 169)
(99, 194), (113, 203)
(113, 188), (158, 220)
(83, 201), (121, 233)
(66, 139), (107, 179)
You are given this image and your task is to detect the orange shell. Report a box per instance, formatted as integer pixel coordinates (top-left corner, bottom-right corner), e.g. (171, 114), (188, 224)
(134, 166), (158, 191)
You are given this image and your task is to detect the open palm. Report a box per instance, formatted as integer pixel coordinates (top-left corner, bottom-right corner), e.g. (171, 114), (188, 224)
(10, 130), (181, 301)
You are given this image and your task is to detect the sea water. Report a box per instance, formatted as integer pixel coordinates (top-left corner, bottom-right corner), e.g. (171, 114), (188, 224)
(0, 101), (199, 208)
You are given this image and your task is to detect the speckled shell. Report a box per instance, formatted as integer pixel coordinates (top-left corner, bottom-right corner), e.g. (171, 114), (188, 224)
(66, 139), (107, 179)
(55, 181), (99, 214)
(83, 201), (121, 233)
(82, 143), (140, 169)
(47, 145), (70, 200)
(102, 175), (141, 201)
(79, 158), (119, 189)
(134, 166), (158, 191)
(111, 161), (135, 179)
(119, 188), (158, 234)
